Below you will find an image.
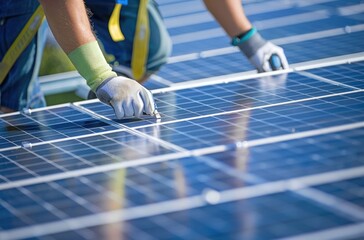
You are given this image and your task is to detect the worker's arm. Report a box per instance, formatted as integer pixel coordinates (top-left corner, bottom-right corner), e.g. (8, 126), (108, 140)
(38, 0), (155, 118)
(203, 0), (289, 72)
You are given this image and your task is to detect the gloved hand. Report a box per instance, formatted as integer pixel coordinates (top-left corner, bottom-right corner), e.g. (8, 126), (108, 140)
(234, 27), (289, 73)
(249, 42), (289, 73)
(96, 76), (156, 119)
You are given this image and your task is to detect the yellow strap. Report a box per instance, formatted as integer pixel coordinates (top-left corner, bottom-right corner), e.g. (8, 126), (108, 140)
(108, 3), (125, 42)
(131, 0), (150, 80)
(0, 5), (45, 85)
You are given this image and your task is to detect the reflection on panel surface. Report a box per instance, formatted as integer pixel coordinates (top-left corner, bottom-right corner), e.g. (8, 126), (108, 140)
(0, 106), (117, 148)
(135, 93), (364, 149)
(0, 156), (249, 230)
(159, 32), (364, 82)
(42, 192), (356, 240)
(209, 128), (364, 182)
(307, 62), (364, 89)
(1, 127), (363, 238)
(1, 0), (364, 239)
(0, 130), (174, 182)
(81, 72), (355, 129)
(315, 177), (364, 207)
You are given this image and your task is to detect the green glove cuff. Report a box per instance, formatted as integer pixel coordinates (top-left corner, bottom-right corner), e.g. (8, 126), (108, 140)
(68, 41), (117, 92)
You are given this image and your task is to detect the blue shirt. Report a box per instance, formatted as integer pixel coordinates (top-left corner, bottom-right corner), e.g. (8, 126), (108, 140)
(0, 0), (39, 18)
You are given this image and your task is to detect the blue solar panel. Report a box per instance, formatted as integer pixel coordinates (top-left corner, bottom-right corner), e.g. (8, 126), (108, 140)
(0, 156), (254, 229)
(210, 128), (364, 181)
(134, 92), (364, 150)
(2, 126), (363, 239)
(1, 0), (364, 239)
(120, 193), (356, 240)
(157, 31), (364, 83)
(169, 16), (363, 56)
(314, 0), (363, 8)
(315, 177), (364, 207)
(154, 0), (364, 87)
(284, 31), (364, 62)
(80, 71), (357, 128)
(0, 130), (175, 183)
(0, 105), (118, 148)
(259, 17), (362, 39)
(167, 1), (363, 56)
(307, 62), (364, 89)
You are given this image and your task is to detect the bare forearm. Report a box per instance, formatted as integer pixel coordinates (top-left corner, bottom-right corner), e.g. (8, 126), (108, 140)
(203, 0), (252, 37)
(39, 0), (96, 53)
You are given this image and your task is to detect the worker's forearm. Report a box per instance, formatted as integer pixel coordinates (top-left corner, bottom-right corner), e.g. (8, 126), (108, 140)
(203, 0), (252, 37)
(39, 0), (96, 53)
(39, 0), (116, 91)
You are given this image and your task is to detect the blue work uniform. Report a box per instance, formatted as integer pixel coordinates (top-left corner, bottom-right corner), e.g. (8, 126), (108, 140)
(0, 0), (47, 111)
(85, 0), (172, 74)
(0, 0), (171, 111)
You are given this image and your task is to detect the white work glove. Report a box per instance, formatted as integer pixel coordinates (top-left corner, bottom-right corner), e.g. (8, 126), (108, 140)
(235, 28), (289, 72)
(96, 76), (155, 119)
(249, 42), (289, 73)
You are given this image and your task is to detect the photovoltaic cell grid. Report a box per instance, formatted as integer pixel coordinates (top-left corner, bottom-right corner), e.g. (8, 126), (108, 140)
(156, 31), (364, 83)
(135, 92), (364, 150)
(167, 7), (363, 55)
(2, 127), (364, 239)
(143, 0), (364, 88)
(0, 106), (120, 149)
(81, 65), (364, 128)
(307, 62), (364, 89)
(1, 0), (364, 239)
(165, 0), (363, 41)
(0, 130), (175, 183)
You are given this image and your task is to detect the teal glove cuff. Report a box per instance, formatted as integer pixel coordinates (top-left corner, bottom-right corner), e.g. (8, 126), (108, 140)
(68, 41), (117, 92)
(231, 27), (257, 46)
(233, 27), (267, 59)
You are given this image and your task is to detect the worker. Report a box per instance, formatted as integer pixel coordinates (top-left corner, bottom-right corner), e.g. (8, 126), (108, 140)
(84, 0), (289, 83)
(0, 0), (156, 119)
(0, 0), (288, 118)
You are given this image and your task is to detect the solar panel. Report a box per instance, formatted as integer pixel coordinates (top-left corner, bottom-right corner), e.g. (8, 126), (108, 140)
(307, 62), (364, 89)
(1, 0), (364, 239)
(0, 129), (176, 182)
(79, 70), (359, 128)
(167, 1), (363, 55)
(0, 105), (118, 148)
(151, 0), (364, 87)
(132, 92), (364, 149)
(157, 31), (364, 83)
